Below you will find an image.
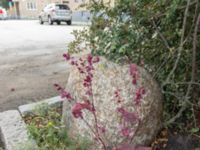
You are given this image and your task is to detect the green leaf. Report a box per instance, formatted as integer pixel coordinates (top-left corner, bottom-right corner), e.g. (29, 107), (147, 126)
(190, 127), (199, 133)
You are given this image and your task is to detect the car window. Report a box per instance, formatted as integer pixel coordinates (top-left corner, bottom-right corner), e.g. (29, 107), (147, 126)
(55, 5), (69, 10)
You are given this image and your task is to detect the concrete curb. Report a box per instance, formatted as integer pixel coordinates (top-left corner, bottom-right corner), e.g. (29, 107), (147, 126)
(5, 19), (91, 26)
(72, 21), (91, 26)
(0, 96), (63, 150)
(18, 96), (63, 117)
(0, 110), (38, 150)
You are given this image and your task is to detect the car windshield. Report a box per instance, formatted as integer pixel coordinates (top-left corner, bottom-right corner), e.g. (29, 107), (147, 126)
(55, 5), (69, 10)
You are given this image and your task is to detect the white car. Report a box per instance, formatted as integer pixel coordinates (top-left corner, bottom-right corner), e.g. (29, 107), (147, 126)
(39, 3), (72, 25)
(0, 7), (7, 20)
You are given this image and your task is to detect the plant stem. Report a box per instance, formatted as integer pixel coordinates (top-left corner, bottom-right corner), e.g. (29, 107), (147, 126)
(164, 0), (191, 84)
(165, 13), (200, 126)
(90, 88), (108, 150)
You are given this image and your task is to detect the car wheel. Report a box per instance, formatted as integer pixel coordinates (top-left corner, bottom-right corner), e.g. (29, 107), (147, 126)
(66, 20), (72, 25)
(48, 16), (53, 25)
(57, 21), (61, 25)
(39, 17), (44, 24)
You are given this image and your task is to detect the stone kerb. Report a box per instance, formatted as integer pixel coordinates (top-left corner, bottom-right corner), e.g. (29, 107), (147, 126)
(0, 110), (38, 150)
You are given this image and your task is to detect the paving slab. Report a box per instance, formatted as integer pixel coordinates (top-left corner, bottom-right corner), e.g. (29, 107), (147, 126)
(0, 110), (38, 150)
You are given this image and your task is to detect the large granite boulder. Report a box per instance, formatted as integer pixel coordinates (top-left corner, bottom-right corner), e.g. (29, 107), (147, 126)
(62, 57), (163, 149)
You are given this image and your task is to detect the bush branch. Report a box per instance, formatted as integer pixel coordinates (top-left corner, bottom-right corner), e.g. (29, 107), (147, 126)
(152, 20), (171, 50)
(164, 0), (191, 84)
(165, 13), (200, 125)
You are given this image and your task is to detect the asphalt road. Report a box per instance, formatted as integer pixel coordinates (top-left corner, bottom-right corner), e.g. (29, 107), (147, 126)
(0, 20), (84, 111)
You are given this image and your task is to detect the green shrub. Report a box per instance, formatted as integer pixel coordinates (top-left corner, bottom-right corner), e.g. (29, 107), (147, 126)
(69, 0), (200, 129)
(25, 104), (88, 150)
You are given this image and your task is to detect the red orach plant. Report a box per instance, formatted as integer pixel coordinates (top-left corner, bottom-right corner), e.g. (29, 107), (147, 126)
(55, 53), (151, 150)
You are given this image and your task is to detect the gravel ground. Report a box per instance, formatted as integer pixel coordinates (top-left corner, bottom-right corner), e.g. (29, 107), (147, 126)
(0, 20), (84, 112)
